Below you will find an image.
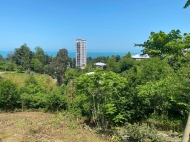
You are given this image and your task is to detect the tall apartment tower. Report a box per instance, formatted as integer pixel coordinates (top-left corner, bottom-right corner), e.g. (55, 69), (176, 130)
(76, 39), (87, 67)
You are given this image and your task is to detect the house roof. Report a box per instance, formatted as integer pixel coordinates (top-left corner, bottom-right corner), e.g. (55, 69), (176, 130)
(132, 54), (150, 59)
(94, 62), (106, 66)
(86, 72), (95, 75)
(184, 48), (190, 52)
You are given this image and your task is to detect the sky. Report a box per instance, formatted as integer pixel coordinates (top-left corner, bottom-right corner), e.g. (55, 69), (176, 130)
(0, 0), (190, 53)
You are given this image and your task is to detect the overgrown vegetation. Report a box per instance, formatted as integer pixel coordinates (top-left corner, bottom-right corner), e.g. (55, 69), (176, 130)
(1, 29), (190, 141)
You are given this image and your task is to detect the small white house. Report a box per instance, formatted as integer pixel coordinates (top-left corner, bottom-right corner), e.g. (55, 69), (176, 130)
(132, 54), (150, 60)
(86, 72), (95, 75)
(94, 62), (106, 67)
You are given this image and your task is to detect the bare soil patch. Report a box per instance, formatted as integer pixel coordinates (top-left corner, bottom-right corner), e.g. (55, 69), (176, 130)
(0, 72), (4, 76)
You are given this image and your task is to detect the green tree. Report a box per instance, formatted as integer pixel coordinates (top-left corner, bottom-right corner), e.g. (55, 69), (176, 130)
(31, 58), (43, 73)
(74, 69), (127, 128)
(124, 58), (172, 122)
(0, 60), (7, 71)
(106, 57), (120, 73)
(0, 76), (3, 82)
(135, 30), (190, 57)
(35, 46), (45, 64)
(7, 61), (16, 71)
(177, 65), (190, 141)
(17, 65), (24, 73)
(0, 55), (4, 60)
(64, 68), (77, 85)
(21, 75), (45, 95)
(184, 0), (190, 8)
(119, 52), (135, 72)
(48, 48), (70, 85)
(137, 74), (184, 120)
(135, 30), (190, 71)
(0, 80), (20, 111)
(45, 89), (67, 112)
(12, 43), (34, 70)
(115, 55), (121, 62)
(20, 75), (45, 109)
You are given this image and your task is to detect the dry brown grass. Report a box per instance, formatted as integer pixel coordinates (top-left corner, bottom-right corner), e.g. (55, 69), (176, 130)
(0, 112), (109, 142)
(0, 72), (4, 76)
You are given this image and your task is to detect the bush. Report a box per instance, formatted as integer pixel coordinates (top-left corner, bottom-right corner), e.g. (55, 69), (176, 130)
(45, 90), (67, 112)
(123, 123), (165, 142)
(0, 80), (20, 111)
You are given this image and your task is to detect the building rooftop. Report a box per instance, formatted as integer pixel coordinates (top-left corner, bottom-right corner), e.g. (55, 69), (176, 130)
(94, 62), (106, 66)
(76, 39), (86, 41)
(86, 72), (95, 75)
(132, 54), (150, 59)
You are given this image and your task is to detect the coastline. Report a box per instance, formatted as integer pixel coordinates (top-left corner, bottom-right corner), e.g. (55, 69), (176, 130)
(0, 51), (141, 58)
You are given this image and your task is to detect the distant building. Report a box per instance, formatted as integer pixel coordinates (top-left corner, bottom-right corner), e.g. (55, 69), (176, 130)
(184, 48), (190, 55)
(132, 54), (150, 60)
(94, 62), (106, 68)
(76, 39), (87, 67)
(86, 72), (95, 75)
(67, 62), (70, 68)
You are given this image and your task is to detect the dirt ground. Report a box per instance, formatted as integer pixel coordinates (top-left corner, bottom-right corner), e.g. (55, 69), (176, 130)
(0, 72), (4, 76)
(0, 112), (108, 142)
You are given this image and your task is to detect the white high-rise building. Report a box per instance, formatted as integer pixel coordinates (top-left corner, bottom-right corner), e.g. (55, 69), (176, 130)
(76, 39), (87, 67)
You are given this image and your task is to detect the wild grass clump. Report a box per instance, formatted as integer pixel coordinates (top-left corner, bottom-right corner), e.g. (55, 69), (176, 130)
(3, 72), (57, 91)
(119, 123), (182, 142)
(122, 123), (165, 142)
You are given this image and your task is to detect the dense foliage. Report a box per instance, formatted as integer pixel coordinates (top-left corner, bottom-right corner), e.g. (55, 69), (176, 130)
(1, 30), (190, 140)
(0, 80), (20, 111)
(184, 0), (190, 8)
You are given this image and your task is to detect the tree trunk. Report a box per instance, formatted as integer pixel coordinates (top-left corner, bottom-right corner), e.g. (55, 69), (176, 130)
(182, 112), (190, 142)
(22, 101), (24, 112)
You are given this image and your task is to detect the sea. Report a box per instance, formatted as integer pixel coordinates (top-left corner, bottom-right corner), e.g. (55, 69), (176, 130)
(0, 50), (140, 59)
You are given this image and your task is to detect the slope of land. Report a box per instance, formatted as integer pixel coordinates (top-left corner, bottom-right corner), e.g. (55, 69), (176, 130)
(1, 72), (57, 91)
(0, 112), (108, 142)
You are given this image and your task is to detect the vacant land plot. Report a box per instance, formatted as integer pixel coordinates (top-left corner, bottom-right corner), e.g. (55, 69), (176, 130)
(0, 112), (107, 142)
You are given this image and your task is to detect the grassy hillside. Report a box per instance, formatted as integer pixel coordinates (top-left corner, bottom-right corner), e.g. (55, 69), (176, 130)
(0, 112), (109, 142)
(0, 72), (58, 92)
(0, 72), (116, 142)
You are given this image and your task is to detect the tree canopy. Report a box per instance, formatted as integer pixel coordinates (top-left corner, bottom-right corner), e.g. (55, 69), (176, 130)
(48, 48), (70, 85)
(184, 0), (190, 8)
(135, 30), (190, 57)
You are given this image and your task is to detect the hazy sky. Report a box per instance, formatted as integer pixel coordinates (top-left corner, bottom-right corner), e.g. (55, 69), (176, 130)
(0, 0), (189, 53)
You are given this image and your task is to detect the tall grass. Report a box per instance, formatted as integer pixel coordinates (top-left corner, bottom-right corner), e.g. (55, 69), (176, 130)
(2, 72), (58, 91)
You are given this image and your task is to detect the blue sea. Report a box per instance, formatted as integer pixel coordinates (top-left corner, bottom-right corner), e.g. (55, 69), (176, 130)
(0, 50), (140, 59)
